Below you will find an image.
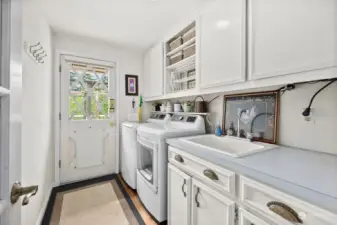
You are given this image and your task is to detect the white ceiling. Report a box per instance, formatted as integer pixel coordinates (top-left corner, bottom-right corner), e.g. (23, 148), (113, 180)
(40, 0), (212, 50)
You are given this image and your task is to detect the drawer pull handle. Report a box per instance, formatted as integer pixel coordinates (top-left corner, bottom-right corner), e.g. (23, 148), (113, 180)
(203, 169), (218, 181)
(195, 187), (200, 207)
(181, 179), (186, 197)
(174, 155), (184, 163)
(267, 201), (303, 224)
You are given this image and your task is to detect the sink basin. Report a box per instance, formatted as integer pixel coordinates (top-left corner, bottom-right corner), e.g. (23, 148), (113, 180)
(181, 135), (277, 157)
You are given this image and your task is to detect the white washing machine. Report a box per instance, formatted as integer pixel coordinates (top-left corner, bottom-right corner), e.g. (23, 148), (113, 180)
(121, 121), (140, 189)
(136, 114), (206, 222)
(121, 112), (170, 189)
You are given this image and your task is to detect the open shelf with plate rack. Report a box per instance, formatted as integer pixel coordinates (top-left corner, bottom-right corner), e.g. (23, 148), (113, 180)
(164, 21), (197, 94)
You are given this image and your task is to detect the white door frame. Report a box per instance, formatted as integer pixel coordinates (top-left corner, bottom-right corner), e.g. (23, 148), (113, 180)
(53, 51), (120, 186)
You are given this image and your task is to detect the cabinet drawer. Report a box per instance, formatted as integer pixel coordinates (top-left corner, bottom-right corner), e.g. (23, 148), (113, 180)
(168, 147), (235, 196)
(240, 176), (337, 225)
(239, 208), (271, 225)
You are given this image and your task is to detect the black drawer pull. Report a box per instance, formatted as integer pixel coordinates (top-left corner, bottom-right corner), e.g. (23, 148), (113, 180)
(195, 187), (200, 207)
(181, 179), (186, 197)
(267, 201), (303, 224)
(174, 155), (184, 163)
(203, 169), (219, 181)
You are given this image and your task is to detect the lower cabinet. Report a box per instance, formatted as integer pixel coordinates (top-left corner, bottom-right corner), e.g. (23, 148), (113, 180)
(239, 208), (271, 225)
(168, 163), (235, 225)
(168, 164), (191, 225)
(168, 147), (337, 225)
(191, 179), (235, 225)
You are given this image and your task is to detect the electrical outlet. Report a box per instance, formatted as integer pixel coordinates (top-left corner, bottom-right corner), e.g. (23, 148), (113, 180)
(304, 115), (311, 121)
(302, 108), (314, 122)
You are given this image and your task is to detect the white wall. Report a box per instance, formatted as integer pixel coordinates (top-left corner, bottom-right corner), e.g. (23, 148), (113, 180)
(152, 81), (337, 155)
(278, 82), (337, 155)
(21, 1), (54, 225)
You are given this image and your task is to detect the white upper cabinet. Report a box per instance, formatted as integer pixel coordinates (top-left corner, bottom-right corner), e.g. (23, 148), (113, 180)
(249, 0), (337, 80)
(199, 0), (246, 89)
(143, 50), (151, 98)
(143, 42), (164, 98)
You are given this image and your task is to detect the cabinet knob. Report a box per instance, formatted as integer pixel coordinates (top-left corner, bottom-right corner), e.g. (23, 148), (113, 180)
(174, 155), (184, 163)
(267, 201), (303, 224)
(203, 169), (219, 181)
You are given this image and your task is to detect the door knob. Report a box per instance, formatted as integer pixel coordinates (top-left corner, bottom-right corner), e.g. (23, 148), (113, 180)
(11, 182), (38, 205)
(22, 192), (36, 206)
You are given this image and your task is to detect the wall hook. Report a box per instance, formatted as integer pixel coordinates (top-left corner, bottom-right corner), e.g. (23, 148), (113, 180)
(37, 58), (44, 64)
(29, 42), (40, 50)
(24, 41), (46, 65)
(32, 47), (43, 57)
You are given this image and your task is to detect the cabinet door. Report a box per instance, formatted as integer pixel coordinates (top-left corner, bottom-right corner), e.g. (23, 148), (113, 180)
(168, 164), (191, 225)
(191, 179), (235, 225)
(239, 208), (272, 225)
(249, 0), (337, 80)
(149, 43), (163, 98)
(143, 50), (151, 98)
(200, 0), (246, 89)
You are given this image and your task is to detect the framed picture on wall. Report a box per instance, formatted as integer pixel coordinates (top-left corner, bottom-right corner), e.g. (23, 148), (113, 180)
(223, 91), (279, 144)
(125, 75), (138, 96)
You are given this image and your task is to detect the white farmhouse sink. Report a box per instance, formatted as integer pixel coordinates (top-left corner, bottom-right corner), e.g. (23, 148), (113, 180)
(181, 135), (277, 158)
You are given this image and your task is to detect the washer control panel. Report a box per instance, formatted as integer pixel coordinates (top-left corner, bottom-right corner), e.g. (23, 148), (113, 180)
(171, 115), (197, 123)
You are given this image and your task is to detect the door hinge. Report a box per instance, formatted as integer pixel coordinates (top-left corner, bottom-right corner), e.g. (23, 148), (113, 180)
(59, 160), (61, 168)
(59, 112), (61, 120)
(59, 65), (62, 73)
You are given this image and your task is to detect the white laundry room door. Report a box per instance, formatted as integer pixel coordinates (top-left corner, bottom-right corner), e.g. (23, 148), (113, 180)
(1, 0), (27, 224)
(59, 55), (117, 184)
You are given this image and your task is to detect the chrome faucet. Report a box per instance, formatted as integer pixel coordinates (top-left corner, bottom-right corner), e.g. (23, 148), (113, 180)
(237, 109), (247, 138)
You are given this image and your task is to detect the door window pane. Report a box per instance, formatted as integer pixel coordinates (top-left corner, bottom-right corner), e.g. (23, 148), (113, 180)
(68, 69), (110, 120)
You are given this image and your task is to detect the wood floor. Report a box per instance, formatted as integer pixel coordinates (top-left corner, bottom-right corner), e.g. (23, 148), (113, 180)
(118, 175), (166, 225)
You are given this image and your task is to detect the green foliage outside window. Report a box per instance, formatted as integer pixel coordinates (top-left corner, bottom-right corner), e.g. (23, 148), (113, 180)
(69, 71), (109, 120)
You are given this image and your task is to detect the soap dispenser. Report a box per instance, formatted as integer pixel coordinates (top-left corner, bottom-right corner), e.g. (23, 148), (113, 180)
(215, 124), (222, 136)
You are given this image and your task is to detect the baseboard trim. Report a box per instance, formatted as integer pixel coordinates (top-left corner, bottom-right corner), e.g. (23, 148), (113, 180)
(35, 183), (57, 225)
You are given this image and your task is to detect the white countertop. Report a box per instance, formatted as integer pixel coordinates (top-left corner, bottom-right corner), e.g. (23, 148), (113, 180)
(166, 137), (337, 214)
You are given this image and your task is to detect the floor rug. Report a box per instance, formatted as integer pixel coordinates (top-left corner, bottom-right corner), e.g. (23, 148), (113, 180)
(42, 175), (145, 225)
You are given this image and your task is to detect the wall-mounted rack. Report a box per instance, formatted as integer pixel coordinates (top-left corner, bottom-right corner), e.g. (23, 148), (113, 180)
(23, 41), (47, 64)
(166, 37), (196, 57)
(164, 22), (197, 95)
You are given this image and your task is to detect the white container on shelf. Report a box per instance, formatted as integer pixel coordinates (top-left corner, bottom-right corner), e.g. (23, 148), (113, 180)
(174, 104), (182, 112)
(166, 106), (173, 113)
(166, 101), (173, 112)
